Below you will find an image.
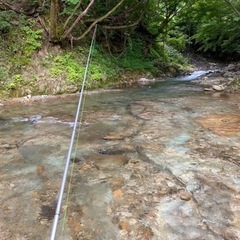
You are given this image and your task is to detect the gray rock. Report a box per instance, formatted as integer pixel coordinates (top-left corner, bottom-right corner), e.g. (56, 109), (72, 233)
(223, 71), (235, 78)
(212, 85), (225, 91)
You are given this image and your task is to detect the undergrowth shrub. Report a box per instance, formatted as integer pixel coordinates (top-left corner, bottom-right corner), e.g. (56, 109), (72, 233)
(0, 10), (14, 33)
(152, 41), (188, 66)
(22, 25), (43, 56)
(5, 74), (25, 90)
(3, 17), (43, 74)
(50, 48), (120, 89)
(118, 40), (157, 72)
(51, 53), (85, 84)
(164, 44), (189, 65)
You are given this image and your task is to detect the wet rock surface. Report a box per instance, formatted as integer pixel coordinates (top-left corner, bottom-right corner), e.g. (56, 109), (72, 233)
(0, 83), (240, 239)
(195, 114), (240, 136)
(193, 63), (240, 93)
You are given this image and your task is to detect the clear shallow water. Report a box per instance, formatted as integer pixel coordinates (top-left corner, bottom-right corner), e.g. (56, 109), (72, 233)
(0, 75), (240, 240)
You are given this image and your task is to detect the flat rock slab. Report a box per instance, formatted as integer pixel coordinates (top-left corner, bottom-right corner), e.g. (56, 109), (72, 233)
(195, 114), (240, 136)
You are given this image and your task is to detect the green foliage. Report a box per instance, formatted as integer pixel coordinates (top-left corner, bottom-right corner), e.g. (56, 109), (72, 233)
(176, 0), (240, 57)
(51, 53), (85, 83)
(21, 26), (43, 56)
(66, 0), (80, 4)
(119, 40), (156, 72)
(5, 74), (25, 90)
(144, 0), (189, 35)
(150, 40), (188, 65)
(167, 28), (188, 52)
(164, 44), (189, 65)
(49, 47), (121, 89)
(11, 24), (43, 57)
(3, 18), (43, 72)
(0, 10), (14, 33)
(193, 11), (240, 54)
(91, 47), (120, 81)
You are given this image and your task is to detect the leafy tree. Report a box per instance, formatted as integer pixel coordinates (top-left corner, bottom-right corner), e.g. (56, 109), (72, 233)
(2, 0), (239, 60)
(0, 1), (186, 49)
(39, 0), (148, 45)
(223, 0), (240, 16)
(176, 0), (240, 57)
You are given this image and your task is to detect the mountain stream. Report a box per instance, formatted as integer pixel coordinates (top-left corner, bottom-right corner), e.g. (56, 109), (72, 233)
(0, 71), (240, 240)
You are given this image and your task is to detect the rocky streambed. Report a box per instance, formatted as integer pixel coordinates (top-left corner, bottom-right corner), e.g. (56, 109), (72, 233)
(192, 62), (240, 93)
(0, 76), (240, 239)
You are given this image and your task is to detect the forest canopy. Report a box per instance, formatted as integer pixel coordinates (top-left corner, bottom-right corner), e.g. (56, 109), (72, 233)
(0, 0), (239, 58)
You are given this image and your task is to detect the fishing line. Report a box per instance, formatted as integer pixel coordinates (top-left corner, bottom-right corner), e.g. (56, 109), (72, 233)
(59, 61), (91, 239)
(50, 24), (98, 240)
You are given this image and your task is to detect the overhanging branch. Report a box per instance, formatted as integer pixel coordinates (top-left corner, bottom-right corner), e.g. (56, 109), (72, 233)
(71, 0), (125, 41)
(62, 0), (95, 39)
(63, 0), (83, 30)
(101, 12), (143, 30)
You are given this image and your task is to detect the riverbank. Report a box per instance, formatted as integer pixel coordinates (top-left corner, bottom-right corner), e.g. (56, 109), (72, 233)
(194, 62), (240, 93)
(0, 60), (239, 106)
(0, 89), (123, 105)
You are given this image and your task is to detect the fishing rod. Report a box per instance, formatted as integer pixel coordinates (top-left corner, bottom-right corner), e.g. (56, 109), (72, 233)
(50, 24), (97, 240)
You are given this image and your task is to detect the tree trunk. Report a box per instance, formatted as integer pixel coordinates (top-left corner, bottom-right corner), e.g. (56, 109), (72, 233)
(49, 0), (59, 42)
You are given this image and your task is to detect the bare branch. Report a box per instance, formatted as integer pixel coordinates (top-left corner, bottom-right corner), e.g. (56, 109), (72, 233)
(72, 0), (125, 41)
(101, 12), (143, 30)
(63, 0), (83, 30)
(0, 1), (21, 13)
(62, 0), (95, 39)
(38, 15), (49, 34)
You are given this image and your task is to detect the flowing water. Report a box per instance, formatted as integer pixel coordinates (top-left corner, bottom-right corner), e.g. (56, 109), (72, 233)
(0, 71), (240, 240)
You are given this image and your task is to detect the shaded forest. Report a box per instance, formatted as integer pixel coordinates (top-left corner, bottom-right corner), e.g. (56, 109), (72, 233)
(0, 0), (240, 97)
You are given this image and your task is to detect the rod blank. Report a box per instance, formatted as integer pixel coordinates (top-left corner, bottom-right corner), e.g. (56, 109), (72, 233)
(50, 24), (97, 240)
